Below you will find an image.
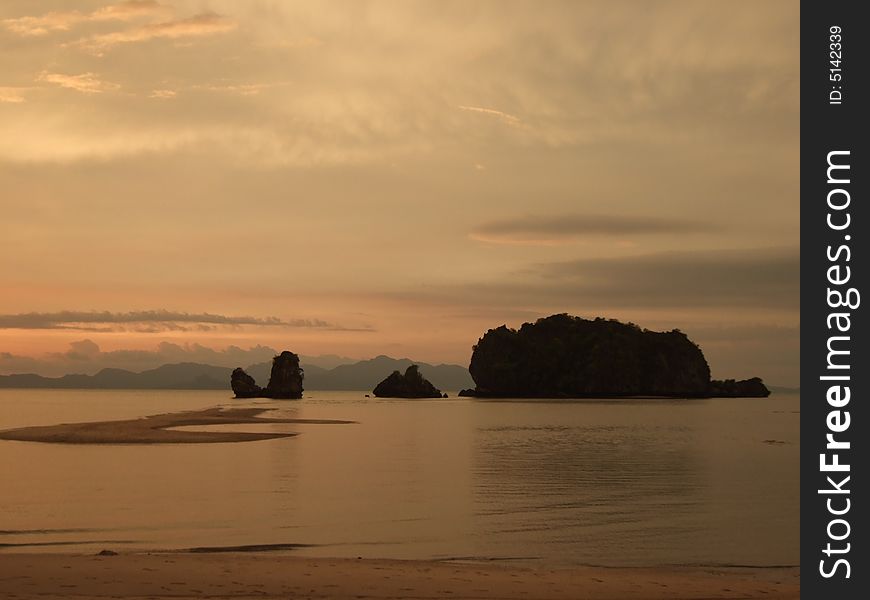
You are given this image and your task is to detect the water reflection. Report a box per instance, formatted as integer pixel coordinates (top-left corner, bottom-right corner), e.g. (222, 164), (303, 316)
(472, 415), (703, 564)
(0, 390), (798, 566)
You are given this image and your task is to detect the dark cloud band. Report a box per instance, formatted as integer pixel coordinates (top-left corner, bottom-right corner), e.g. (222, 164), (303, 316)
(0, 310), (333, 331)
(527, 246), (799, 308)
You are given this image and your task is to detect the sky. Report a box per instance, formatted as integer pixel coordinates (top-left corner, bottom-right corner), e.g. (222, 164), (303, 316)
(0, 1), (799, 384)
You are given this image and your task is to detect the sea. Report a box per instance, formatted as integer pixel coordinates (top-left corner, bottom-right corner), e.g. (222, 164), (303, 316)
(0, 389), (799, 567)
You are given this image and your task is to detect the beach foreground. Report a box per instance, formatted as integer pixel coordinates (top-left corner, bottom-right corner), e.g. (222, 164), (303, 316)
(0, 552), (798, 599)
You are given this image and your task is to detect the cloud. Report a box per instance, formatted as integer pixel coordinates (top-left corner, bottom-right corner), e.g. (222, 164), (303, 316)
(91, 0), (168, 20)
(0, 87), (27, 103)
(149, 89), (176, 99)
(387, 246), (799, 312)
(1, 340), (361, 377)
(193, 82), (285, 96)
(37, 72), (120, 94)
(0, 351), (43, 374)
(0, 1), (797, 167)
(63, 339), (102, 361)
(524, 247), (800, 309)
(471, 214), (720, 244)
(73, 12), (237, 55)
(0, 310), (338, 331)
(457, 105), (522, 127)
(49, 339), (280, 369)
(2, 1), (167, 36)
(0, 340), (282, 377)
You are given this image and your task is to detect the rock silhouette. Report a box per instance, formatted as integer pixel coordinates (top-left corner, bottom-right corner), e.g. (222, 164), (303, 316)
(709, 377), (770, 397)
(373, 365), (442, 398)
(468, 314), (768, 398)
(264, 351), (304, 399)
(230, 367), (262, 398)
(231, 351), (304, 399)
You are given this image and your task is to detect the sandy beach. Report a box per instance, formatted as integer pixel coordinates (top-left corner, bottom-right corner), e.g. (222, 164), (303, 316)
(0, 551), (799, 600)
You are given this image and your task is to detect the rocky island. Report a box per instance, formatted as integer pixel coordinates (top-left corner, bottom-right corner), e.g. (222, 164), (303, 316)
(466, 314), (769, 398)
(231, 351), (304, 399)
(709, 377), (771, 397)
(372, 365), (444, 398)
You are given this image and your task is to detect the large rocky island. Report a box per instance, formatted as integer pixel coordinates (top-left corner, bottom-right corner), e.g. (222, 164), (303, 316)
(231, 351), (304, 399)
(372, 365), (444, 398)
(466, 314), (769, 398)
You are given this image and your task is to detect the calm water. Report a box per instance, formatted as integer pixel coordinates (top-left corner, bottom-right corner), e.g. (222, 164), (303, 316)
(0, 389), (799, 567)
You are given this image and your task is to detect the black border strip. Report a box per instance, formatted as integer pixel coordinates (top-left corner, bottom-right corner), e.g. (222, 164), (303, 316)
(801, 1), (867, 597)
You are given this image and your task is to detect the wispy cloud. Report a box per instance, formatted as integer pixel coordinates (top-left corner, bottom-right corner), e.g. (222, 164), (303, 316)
(0, 87), (27, 103)
(193, 82), (281, 96)
(149, 88), (177, 99)
(151, 81), (289, 99)
(0, 310), (336, 332)
(91, 0), (168, 21)
(471, 214), (720, 245)
(2, 1), (167, 36)
(73, 12), (237, 55)
(457, 105), (522, 127)
(37, 72), (120, 94)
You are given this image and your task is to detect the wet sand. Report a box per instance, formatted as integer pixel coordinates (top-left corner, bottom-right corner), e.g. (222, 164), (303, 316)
(0, 552), (799, 599)
(0, 407), (353, 444)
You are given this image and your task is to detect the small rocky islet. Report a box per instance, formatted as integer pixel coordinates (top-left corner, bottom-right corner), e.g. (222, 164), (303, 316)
(231, 351), (304, 399)
(372, 365), (445, 399)
(231, 314), (770, 399)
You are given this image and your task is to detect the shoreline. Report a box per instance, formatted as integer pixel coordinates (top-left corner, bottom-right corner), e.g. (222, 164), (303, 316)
(0, 551), (799, 599)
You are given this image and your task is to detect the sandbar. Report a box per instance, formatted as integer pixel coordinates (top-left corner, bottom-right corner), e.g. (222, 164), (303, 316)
(0, 407), (353, 444)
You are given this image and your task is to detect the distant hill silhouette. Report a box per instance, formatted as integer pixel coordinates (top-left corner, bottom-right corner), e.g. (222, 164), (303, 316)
(247, 355), (473, 391)
(0, 356), (474, 392)
(0, 363), (230, 390)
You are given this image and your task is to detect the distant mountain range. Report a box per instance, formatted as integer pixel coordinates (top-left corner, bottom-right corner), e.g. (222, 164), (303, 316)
(0, 356), (474, 392)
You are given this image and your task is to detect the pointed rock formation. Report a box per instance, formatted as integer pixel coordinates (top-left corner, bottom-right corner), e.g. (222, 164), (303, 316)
(265, 351), (304, 399)
(373, 365), (442, 398)
(230, 351), (304, 399)
(231, 367), (262, 398)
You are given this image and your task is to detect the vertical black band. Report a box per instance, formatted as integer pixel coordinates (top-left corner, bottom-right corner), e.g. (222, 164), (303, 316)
(801, 1), (867, 597)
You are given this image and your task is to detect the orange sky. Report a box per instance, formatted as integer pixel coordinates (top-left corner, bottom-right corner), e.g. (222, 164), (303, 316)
(1, 1), (799, 384)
